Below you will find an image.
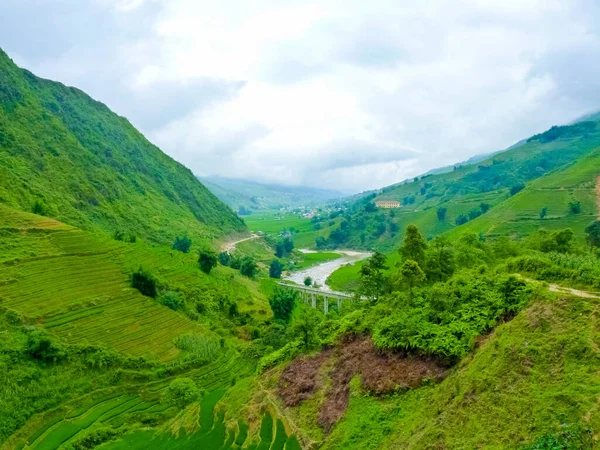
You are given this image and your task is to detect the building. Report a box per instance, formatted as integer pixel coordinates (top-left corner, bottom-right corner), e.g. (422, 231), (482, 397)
(375, 200), (400, 209)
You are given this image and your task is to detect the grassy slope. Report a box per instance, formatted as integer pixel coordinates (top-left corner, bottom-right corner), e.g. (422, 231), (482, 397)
(0, 48), (245, 246)
(455, 147), (600, 239)
(337, 121), (600, 252)
(282, 290), (600, 449)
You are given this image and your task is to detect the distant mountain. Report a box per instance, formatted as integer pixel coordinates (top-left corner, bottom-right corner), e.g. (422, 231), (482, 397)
(0, 48), (245, 245)
(199, 175), (344, 212)
(318, 117), (600, 251)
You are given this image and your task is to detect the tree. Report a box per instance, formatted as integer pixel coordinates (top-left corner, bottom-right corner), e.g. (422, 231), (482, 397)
(569, 200), (581, 214)
(238, 205), (252, 216)
(275, 237), (294, 257)
(539, 206), (548, 220)
(269, 287), (297, 322)
(304, 276), (313, 286)
(162, 378), (199, 407)
(293, 308), (320, 349)
(218, 251), (231, 266)
(131, 268), (157, 298)
(172, 235), (192, 253)
(158, 291), (184, 310)
(198, 249), (218, 274)
(455, 214), (468, 226)
(398, 260), (425, 299)
(269, 260), (283, 279)
(315, 237), (327, 249)
(32, 199), (46, 216)
(425, 236), (455, 282)
(400, 225), (427, 266)
(585, 221), (600, 248)
(510, 184), (525, 196)
(468, 209), (482, 220)
(283, 237), (294, 253)
(359, 251), (389, 302)
(480, 203), (490, 213)
(239, 256), (257, 278)
(436, 207), (447, 222)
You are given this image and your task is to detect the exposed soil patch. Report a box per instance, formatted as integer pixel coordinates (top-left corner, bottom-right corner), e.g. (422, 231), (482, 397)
(278, 350), (332, 407)
(318, 338), (447, 431)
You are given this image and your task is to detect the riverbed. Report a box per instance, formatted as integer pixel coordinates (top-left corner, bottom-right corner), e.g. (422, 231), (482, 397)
(283, 249), (371, 292)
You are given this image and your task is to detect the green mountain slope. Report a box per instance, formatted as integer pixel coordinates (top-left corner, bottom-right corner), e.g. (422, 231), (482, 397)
(319, 119), (600, 251)
(0, 49), (245, 245)
(199, 176), (343, 212)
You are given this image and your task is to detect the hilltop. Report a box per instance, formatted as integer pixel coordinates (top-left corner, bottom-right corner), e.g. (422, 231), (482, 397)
(200, 175), (343, 213)
(0, 48), (245, 246)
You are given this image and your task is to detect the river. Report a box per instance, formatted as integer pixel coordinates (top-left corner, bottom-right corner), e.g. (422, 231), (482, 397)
(283, 249), (371, 292)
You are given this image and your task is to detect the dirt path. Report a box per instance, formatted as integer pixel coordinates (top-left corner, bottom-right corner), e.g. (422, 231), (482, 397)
(220, 234), (260, 253)
(548, 284), (600, 299)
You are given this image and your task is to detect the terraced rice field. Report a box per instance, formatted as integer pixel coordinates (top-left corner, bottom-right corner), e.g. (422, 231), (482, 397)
(0, 206), (228, 360)
(5, 348), (296, 450)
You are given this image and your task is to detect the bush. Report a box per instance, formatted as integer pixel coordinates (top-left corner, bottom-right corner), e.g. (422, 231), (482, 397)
(26, 330), (64, 362)
(455, 214), (468, 226)
(131, 269), (157, 298)
(269, 287), (297, 323)
(304, 276), (313, 286)
(162, 378), (199, 407)
(510, 183), (525, 196)
(218, 251), (231, 266)
(240, 256), (257, 278)
(198, 249), (218, 274)
(172, 235), (192, 253)
(269, 260), (283, 279)
(569, 200), (581, 214)
(158, 291), (184, 310)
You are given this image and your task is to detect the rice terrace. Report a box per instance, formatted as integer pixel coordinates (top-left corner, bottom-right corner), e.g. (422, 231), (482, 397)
(5, 3), (600, 450)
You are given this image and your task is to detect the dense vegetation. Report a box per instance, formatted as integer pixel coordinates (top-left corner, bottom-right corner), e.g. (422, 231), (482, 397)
(0, 48), (245, 246)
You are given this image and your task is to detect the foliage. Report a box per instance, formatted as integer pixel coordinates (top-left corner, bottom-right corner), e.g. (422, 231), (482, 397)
(174, 334), (221, 363)
(198, 249), (218, 274)
(161, 378), (200, 407)
(400, 225), (427, 266)
(131, 268), (158, 298)
(304, 276), (313, 286)
(568, 200), (581, 214)
(172, 235), (192, 253)
(455, 214), (468, 226)
(275, 237), (294, 258)
(539, 206), (548, 219)
(26, 330), (65, 362)
(269, 287), (297, 323)
(397, 260), (425, 297)
(269, 260), (284, 279)
(218, 251), (231, 266)
(293, 307), (322, 349)
(359, 251), (389, 302)
(510, 183), (525, 196)
(158, 291), (184, 310)
(585, 220), (600, 248)
(239, 256), (258, 278)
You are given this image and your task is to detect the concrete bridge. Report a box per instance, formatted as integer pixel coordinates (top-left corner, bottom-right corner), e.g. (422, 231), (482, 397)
(276, 282), (354, 314)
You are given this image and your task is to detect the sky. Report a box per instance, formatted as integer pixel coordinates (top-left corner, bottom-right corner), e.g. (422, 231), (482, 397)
(2, 0), (600, 193)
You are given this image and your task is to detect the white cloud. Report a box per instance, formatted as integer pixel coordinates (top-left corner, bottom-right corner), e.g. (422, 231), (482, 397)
(2, 0), (600, 192)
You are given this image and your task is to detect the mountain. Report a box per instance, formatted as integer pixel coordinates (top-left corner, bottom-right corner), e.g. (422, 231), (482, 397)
(314, 118), (600, 251)
(199, 175), (344, 212)
(0, 48), (245, 246)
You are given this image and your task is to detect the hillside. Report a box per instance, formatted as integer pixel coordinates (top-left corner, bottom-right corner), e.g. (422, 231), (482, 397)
(0, 48), (245, 246)
(313, 119), (600, 252)
(200, 176), (343, 212)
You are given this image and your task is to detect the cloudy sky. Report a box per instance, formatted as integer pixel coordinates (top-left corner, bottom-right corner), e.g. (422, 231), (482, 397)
(2, 0), (600, 193)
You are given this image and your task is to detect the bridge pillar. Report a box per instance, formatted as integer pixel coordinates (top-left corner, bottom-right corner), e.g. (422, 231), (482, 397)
(324, 296), (328, 314)
(337, 298), (341, 311)
(311, 293), (316, 309)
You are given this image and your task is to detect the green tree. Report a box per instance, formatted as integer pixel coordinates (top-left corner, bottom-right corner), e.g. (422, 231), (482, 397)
(510, 183), (525, 196)
(293, 308), (320, 349)
(158, 291), (184, 310)
(455, 214), (468, 226)
(539, 206), (548, 220)
(239, 256), (258, 278)
(269, 260), (283, 279)
(162, 378), (199, 407)
(131, 268), (157, 298)
(198, 249), (218, 274)
(585, 221), (600, 248)
(436, 207), (447, 222)
(359, 251), (389, 302)
(569, 200), (581, 214)
(218, 251), (231, 266)
(425, 236), (455, 282)
(480, 203), (490, 213)
(400, 225), (427, 266)
(172, 235), (192, 253)
(304, 276), (313, 286)
(269, 287), (297, 322)
(398, 260), (426, 299)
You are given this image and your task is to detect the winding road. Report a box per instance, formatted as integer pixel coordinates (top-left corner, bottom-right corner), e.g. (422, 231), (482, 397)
(220, 234), (260, 253)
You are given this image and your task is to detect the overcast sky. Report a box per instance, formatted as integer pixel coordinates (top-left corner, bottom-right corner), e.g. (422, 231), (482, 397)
(2, 0), (600, 193)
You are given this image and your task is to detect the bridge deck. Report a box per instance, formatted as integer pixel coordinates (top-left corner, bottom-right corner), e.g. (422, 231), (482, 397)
(276, 282), (353, 299)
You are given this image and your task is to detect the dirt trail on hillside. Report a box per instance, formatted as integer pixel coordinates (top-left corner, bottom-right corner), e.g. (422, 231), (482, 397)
(548, 284), (600, 299)
(220, 234), (259, 252)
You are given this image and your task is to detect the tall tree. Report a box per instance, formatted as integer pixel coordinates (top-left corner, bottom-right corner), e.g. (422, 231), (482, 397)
(425, 236), (455, 282)
(198, 250), (218, 274)
(269, 260), (283, 279)
(398, 260), (425, 300)
(400, 225), (427, 266)
(585, 221), (600, 248)
(269, 287), (297, 323)
(359, 252), (389, 302)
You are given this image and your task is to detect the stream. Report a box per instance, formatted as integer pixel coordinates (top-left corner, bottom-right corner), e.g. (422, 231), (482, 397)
(283, 249), (372, 292)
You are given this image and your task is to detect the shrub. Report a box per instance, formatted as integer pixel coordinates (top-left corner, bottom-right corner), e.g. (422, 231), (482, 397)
(26, 330), (64, 362)
(172, 235), (192, 253)
(269, 287), (297, 323)
(162, 378), (199, 407)
(304, 276), (313, 286)
(455, 214), (468, 226)
(218, 251), (231, 266)
(436, 207), (447, 222)
(269, 260), (283, 279)
(510, 183), (525, 196)
(198, 249), (218, 274)
(539, 206), (548, 220)
(240, 256), (257, 278)
(131, 269), (157, 298)
(32, 199), (46, 215)
(158, 291), (184, 310)
(569, 200), (581, 214)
